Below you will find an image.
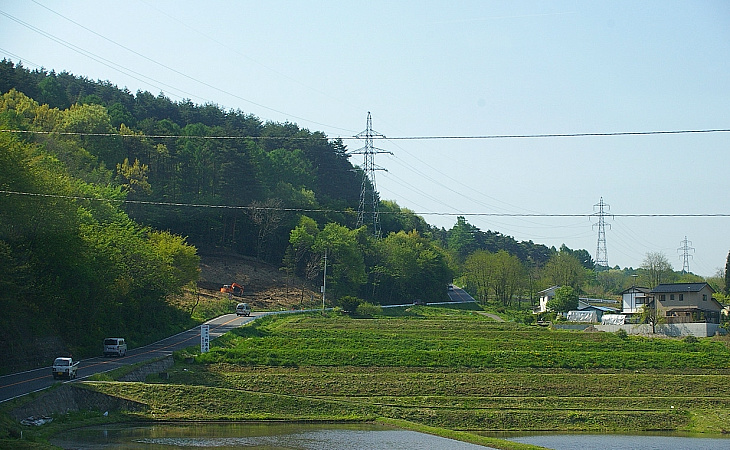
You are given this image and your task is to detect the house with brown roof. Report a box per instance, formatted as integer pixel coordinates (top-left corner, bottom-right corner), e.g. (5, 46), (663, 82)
(649, 282), (723, 325)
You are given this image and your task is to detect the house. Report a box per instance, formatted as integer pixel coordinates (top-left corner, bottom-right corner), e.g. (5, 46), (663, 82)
(648, 283), (723, 324)
(536, 285), (559, 313)
(621, 286), (651, 314)
(536, 285), (619, 320)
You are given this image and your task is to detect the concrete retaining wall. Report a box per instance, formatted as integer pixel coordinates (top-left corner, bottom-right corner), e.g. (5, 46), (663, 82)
(595, 322), (720, 337)
(10, 355), (175, 422)
(9, 384), (146, 421)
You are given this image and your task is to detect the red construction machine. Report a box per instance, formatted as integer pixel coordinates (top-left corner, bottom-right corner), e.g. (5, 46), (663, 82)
(220, 282), (244, 297)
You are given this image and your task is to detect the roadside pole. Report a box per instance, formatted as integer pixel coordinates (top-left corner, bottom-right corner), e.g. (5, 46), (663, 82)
(321, 249), (327, 313)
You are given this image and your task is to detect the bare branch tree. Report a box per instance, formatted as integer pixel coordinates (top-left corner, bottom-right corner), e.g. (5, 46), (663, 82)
(248, 198), (284, 261)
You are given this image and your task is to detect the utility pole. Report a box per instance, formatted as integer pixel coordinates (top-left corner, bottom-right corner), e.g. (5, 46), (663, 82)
(348, 112), (391, 238)
(321, 249), (327, 312)
(678, 236), (694, 274)
(592, 197), (611, 270)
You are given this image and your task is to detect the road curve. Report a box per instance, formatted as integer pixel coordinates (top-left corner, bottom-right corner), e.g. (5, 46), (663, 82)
(1, 295), (478, 404)
(0, 313), (258, 404)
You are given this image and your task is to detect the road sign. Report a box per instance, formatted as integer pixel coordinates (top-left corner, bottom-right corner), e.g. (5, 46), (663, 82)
(200, 324), (210, 353)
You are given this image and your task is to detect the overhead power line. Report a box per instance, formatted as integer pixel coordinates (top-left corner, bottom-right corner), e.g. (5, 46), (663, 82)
(2, 4), (355, 133)
(379, 128), (730, 140)
(2, 190), (730, 218)
(2, 128), (729, 141)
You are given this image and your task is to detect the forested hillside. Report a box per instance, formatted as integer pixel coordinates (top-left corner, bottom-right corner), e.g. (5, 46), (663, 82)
(0, 60), (605, 370)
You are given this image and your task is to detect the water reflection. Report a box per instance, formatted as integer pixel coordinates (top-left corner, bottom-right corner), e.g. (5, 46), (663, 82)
(504, 432), (730, 450)
(51, 422), (495, 449)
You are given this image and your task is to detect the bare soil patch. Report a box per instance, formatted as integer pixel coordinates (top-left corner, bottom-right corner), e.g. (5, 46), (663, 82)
(196, 251), (319, 311)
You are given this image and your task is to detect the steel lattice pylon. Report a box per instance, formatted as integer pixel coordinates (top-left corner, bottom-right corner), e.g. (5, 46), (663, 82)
(349, 112), (391, 237)
(678, 236), (695, 273)
(592, 197), (611, 269)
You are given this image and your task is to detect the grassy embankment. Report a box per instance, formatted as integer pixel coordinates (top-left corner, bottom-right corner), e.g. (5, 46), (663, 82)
(6, 303), (730, 449)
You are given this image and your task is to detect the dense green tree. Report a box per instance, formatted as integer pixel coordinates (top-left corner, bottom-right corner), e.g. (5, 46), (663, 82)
(373, 230), (452, 304)
(448, 216), (479, 262)
(463, 250), (492, 303)
(595, 268), (629, 295)
(489, 250), (525, 306)
(705, 267), (725, 299)
(116, 158), (151, 198)
(725, 251), (730, 296)
(108, 102), (135, 128)
(559, 244), (595, 270)
(377, 200), (429, 237)
(57, 103), (124, 168)
(462, 250), (524, 305)
(37, 72), (70, 109)
(546, 285), (579, 313)
(313, 223), (367, 301)
(0, 95), (199, 359)
(543, 250), (587, 290)
(286, 216), (322, 298)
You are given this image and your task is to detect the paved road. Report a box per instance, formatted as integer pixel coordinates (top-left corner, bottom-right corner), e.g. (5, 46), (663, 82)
(0, 293), (481, 404)
(0, 313), (258, 404)
(446, 287), (503, 321)
(446, 286), (476, 303)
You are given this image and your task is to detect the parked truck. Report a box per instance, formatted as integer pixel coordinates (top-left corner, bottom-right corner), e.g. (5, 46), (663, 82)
(52, 357), (79, 380)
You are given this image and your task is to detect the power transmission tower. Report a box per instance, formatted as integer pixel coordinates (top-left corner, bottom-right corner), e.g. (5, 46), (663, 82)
(678, 236), (695, 274)
(592, 197), (611, 269)
(348, 112), (391, 237)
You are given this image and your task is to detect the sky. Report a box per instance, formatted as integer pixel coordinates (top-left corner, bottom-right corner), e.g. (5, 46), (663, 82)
(1, 1), (729, 276)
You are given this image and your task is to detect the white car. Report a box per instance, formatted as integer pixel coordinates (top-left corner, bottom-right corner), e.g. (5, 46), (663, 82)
(103, 337), (127, 357)
(236, 303), (251, 316)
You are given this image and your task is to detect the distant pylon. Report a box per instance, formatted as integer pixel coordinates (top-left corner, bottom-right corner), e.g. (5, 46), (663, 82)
(348, 112), (391, 237)
(678, 236), (695, 273)
(592, 197), (612, 269)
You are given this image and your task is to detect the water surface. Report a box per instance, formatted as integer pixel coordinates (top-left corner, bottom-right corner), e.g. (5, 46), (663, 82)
(504, 431), (730, 450)
(51, 422), (495, 449)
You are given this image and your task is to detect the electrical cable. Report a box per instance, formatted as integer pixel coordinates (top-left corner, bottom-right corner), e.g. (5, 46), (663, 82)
(14, 2), (358, 133)
(2, 190), (729, 218)
(2, 128), (728, 141)
(0, 10), (196, 102)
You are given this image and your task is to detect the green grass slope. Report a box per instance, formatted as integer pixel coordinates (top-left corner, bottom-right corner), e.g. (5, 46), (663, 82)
(7, 304), (730, 449)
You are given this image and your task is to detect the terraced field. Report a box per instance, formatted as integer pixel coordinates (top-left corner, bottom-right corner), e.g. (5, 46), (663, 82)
(86, 304), (730, 448)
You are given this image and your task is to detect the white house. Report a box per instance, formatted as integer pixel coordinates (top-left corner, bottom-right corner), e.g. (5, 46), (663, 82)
(536, 285), (559, 313)
(621, 286), (651, 314)
(536, 285), (619, 319)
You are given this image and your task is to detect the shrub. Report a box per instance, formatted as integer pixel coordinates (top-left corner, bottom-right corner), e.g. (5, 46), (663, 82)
(520, 312), (536, 325)
(337, 296), (362, 314)
(615, 328), (628, 340)
(356, 302), (382, 318)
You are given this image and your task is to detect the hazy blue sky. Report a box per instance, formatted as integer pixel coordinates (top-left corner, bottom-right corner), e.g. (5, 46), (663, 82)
(2, 1), (729, 276)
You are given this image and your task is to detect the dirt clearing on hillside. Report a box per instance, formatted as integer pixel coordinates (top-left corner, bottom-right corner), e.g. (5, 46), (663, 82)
(196, 252), (320, 311)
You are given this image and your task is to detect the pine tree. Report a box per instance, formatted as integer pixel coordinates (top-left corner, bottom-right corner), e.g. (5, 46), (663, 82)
(724, 252), (730, 296)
